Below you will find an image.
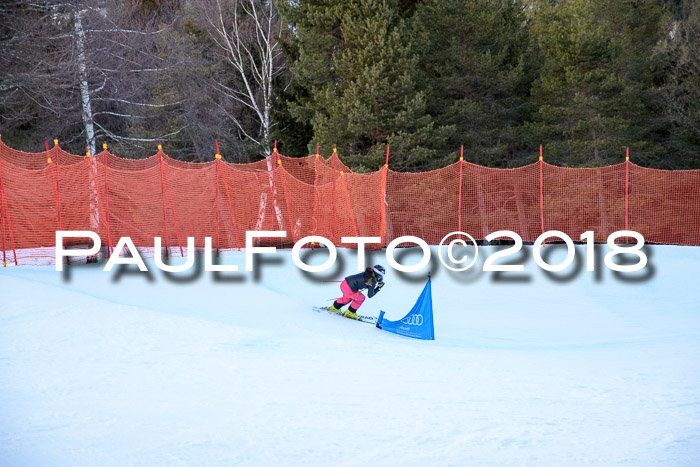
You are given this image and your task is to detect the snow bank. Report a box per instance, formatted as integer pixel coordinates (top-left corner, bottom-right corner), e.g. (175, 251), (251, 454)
(1, 245), (699, 465)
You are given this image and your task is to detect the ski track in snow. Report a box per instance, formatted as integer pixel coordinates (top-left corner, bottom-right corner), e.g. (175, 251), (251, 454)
(1, 245), (699, 466)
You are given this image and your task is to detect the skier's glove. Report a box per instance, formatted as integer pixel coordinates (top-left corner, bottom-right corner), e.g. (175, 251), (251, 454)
(376, 281), (385, 292)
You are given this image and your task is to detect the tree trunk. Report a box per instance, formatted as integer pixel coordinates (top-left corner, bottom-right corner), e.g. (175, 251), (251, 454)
(74, 10), (95, 156)
(75, 9), (100, 239)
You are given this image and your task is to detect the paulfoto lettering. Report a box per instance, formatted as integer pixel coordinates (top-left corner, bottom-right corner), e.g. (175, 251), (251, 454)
(55, 229), (648, 274)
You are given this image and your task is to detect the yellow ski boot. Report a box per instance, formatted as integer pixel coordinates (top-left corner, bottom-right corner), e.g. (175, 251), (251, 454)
(327, 304), (344, 314)
(343, 309), (360, 320)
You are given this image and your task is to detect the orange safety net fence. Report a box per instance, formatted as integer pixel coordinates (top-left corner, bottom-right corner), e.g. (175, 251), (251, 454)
(0, 138), (699, 266)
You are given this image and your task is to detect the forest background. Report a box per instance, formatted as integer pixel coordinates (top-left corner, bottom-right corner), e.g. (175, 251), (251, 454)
(1, 0), (698, 171)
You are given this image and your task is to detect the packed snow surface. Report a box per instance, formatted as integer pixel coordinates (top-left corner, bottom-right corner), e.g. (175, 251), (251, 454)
(1, 244), (699, 466)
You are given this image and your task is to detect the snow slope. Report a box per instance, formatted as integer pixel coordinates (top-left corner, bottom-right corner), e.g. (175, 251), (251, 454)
(1, 244), (699, 466)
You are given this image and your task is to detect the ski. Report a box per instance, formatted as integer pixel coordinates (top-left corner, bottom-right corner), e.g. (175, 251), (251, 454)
(312, 307), (378, 325)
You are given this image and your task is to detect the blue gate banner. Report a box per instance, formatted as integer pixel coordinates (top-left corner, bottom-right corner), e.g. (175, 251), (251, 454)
(376, 276), (434, 340)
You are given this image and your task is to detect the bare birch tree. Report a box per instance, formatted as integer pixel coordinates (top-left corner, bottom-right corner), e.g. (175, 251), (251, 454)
(201, 0), (289, 231)
(203, 0), (286, 157)
(0, 0), (183, 155)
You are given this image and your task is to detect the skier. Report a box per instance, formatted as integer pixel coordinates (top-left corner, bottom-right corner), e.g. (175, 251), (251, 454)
(326, 265), (386, 320)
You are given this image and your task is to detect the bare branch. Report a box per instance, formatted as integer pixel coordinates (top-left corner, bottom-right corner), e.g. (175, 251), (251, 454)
(203, 0), (286, 155)
(92, 97), (183, 107)
(94, 121), (186, 142)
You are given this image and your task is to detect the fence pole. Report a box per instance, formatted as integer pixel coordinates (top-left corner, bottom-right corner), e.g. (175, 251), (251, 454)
(381, 145), (389, 246)
(215, 141), (221, 257)
(158, 144), (172, 260)
(626, 147), (630, 244)
(539, 144), (545, 247)
(53, 141), (63, 230)
(458, 145), (464, 237)
(312, 145), (319, 248)
(53, 139), (59, 172)
(332, 146), (337, 245)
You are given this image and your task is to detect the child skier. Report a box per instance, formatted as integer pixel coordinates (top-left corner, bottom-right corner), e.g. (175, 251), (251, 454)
(326, 265), (386, 319)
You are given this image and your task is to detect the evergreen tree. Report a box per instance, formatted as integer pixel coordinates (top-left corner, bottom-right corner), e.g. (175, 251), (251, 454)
(281, 0), (453, 171)
(658, 0), (700, 168)
(414, 0), (535, 167)
(271, 25), (315, 157)
(527, 0), (669, 167)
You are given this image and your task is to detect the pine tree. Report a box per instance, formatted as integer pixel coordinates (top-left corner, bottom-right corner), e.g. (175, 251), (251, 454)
(281, 0), (453, 171)
(658, 0), (700, 168)
(527, 0), (668, 167)
(413, 0), (534, 167)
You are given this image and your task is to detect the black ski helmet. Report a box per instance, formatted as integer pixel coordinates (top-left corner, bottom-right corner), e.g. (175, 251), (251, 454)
(372, 264), (385, 276)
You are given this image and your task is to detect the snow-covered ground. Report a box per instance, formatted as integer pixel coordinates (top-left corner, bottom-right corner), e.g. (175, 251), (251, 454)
(1, 244), (699, 466)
